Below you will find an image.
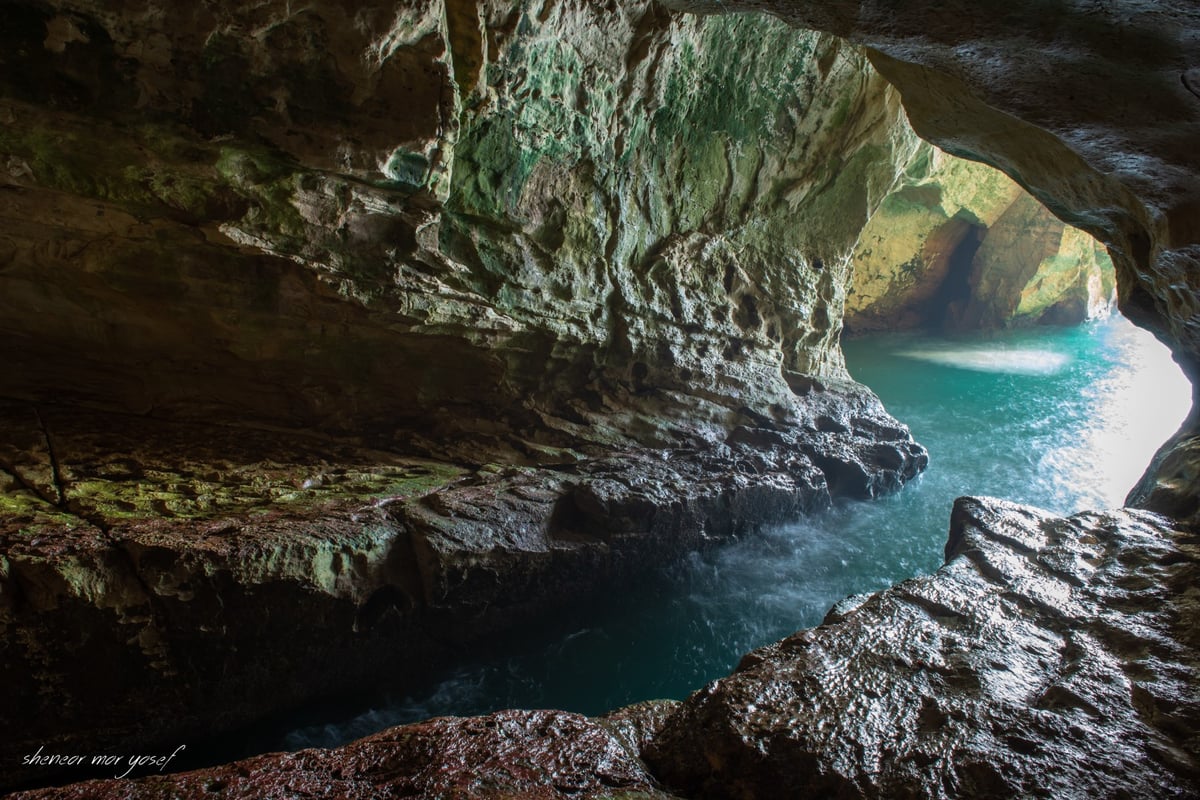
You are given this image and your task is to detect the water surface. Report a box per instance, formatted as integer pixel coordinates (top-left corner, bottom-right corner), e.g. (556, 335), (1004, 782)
(277, 314), (1189, 748)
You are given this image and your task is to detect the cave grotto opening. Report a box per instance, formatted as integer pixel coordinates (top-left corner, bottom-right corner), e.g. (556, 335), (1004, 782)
(1, 0), (1198, 798)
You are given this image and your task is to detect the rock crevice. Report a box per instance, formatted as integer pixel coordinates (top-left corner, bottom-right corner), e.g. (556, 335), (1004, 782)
(0, 393), (925, 789)
(12, 497), (1197, 799)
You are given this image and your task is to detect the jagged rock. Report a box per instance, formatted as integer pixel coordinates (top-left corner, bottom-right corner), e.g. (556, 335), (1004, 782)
(3, 0), (1200, 797)
(0, 4), (958, 780)
(645, 497), (1200, 798)
(22, 496), (1200, 799)
(846, 146), (1115, 332)
(0, 0), (921, 442)
(0, 392), (925, 789)
(692, 0), (1200, 515)
(6, 709), (682, 800)
(0, 0), (1113, 446)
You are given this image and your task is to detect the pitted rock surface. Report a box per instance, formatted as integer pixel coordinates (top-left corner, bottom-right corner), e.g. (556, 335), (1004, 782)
(646, 497), (1200, 798)
(0, 1), (920, 439)
(3, 0), (1200, 797)
(0, 393), (925, 787)
(7, 709), (681, 800)
(0, 0), (1118, 450)
(680, 0), (1200, 519)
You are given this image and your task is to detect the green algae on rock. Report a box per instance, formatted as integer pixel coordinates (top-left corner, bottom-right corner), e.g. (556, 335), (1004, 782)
(0, 2), (927, 442)
(0, 390), (926, 789)
(0, 0), (1191, 795)
(846, 144), (1116, 333)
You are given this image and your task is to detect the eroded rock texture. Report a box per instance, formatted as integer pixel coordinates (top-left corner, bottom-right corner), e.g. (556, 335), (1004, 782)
(0, 387), (924, 788)
(21, 497), (1200, 799)
(0, 1), (914, 437)
(847, 145), (1116, 332)
(0, 1), (1108, 441)
(3, 0), (1200, 796)
(0, 0), (978, 782)
(646, 497), (1200, 799)
(0, 1), (947, 783)
(684, 0), (1200, 521)
(7, 708), (683, 800)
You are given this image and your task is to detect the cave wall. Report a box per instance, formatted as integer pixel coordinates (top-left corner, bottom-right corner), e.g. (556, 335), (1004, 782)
(2, 1), (1199, 794)
(0, 0), (1114, 452)
(846, 144), (1116, 333)
(0, 0), (926, 451)
(1, 2), (948, 779)
(673, 0), (1200, 520)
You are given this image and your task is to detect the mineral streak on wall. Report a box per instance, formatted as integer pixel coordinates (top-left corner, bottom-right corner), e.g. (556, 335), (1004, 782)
(2, 0), (1193, 796)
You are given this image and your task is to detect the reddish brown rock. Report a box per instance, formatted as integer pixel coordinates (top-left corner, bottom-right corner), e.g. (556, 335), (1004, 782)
(7, 710), (680, 800)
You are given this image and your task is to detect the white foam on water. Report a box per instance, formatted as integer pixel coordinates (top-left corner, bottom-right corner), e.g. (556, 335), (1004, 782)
(272, 316), (1192, 753)
(897, 346), (1072, 375)
(281, 669), (489, 750)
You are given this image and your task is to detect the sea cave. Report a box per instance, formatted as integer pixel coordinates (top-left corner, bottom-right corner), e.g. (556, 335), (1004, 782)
(1, 1), (1198, 798)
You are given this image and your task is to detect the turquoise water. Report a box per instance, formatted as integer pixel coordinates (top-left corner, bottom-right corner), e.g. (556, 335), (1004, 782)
(277, 315), (1190, 748)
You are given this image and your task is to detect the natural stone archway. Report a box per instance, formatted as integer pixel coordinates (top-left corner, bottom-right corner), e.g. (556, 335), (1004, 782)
(1, 3), (945, 786)
(2, 1), (1199, 797)
(846, 145), (1115, 333)
(670, 0), (1200, 521)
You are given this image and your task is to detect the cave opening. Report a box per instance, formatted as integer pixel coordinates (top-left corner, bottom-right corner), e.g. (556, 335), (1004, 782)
(928, 219), (985, 330)
(4, 0), (1200, 794)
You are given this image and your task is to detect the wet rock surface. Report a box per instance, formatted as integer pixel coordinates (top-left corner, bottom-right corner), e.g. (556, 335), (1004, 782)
(3, 0), (1200, 797)
(687, 0), (1200, 517)
(645, 497), (1200, 799)
(17, 496), (1198, 799)
(7, 709), (682, 800)
(0, 391), (925, 789)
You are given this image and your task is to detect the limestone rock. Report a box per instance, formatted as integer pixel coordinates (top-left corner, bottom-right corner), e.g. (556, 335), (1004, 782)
(0, 5), (947, 784)
(0, 391), (925, 789)
(0, 0), (920, 445)
(645, 497), (1200, 798)
(687, 0), (1200, 513)
(846, 145), (1115, 332)
(4, 0), (1200, 796)
(7, 709), (682, 800)
(23, 495), (1200, 799)
(954, 192), (1115, 329)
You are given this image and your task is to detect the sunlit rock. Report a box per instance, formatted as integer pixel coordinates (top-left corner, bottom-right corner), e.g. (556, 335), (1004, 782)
(688, 0), (1200, 519)
(846, 145), (1115, 332)
(3, 0), (1200, 795)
